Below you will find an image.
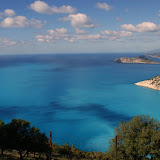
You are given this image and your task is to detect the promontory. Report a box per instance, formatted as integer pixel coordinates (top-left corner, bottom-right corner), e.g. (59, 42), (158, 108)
(135, 75), (160, 90)
(114, 55), (160, 64)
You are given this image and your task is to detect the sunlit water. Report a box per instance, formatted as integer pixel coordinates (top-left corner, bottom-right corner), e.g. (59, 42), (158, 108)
(0, 53), (160, 152)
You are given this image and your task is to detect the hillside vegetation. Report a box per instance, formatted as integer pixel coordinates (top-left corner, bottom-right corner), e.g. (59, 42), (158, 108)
(114, 55), (160, 64)
(135, 75), (160, 90)
(1, 115), (160, 160)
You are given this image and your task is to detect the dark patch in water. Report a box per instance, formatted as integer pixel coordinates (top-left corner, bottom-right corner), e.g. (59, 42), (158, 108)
(0, 53), (120, 69)
(0, 106), (19, 118)
(43, 67), (69, 72)
(44, 102), (131, 125)
(0, 102), (131, 152)
(0, 102), (131, 126)
(74, 104), (131, 125)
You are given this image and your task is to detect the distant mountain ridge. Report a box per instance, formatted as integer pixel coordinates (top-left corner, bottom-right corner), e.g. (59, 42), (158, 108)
(146, 53), (160, 59)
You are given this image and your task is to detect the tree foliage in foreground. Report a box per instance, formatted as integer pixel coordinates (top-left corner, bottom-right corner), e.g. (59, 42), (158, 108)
(1, 115), (160, 160)
(0, 120), (5, 156)
(0, 119), (49, 160)
(107, 115), (160, 160)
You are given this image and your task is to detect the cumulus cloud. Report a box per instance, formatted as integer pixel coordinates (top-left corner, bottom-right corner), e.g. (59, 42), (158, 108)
(0, 38), (32, 47)
(0, 16), (43, 28)
(35, 27), (102, 43)
(97, 3), (112, 11)
(35, 27), (130, 43)
(64, 34), (101, 42)
(0, 9), (16, 17)
(35, 27), (133, 43)
(35, 28), (69, 42)
(30, 1), (76, 14)
(73, 34), (101, 40)
(121, 24), (137, 32)
(101, 30), (133, 37)
(0, 38), (18, 46)
(55, 28), (68, 34)
(75, 28), (87, 34)
(62, 13), (95, 28)
(35, 35), (52, 42)
(121, 22), (158, 32)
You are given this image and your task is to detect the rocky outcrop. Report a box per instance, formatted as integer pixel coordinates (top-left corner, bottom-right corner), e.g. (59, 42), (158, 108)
(114, 55), (160, 64)
(135, 75), (160, 90)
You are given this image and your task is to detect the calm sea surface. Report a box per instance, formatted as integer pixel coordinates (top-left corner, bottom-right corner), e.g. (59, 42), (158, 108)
(0, 53), (160, 152)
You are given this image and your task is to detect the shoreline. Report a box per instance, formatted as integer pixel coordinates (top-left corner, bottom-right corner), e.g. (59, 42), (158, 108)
(134, 80), (160, 90)
(114, 56), (160, 64)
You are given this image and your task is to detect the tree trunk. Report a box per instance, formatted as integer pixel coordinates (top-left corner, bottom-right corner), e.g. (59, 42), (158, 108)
(19, 151), (23, 160)
(20, 155), (23, 160)
(1, 148), (3, 156)
(39, 153), (41, 158)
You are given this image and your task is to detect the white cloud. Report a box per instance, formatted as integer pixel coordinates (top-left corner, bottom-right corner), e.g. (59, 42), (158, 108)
(62, 13), (95, 28)
(63, 34), (101, 42)
(101, 30), (133, 37)
(97, 3), (112, 11)
(4, 9), (16, 17)
(0, 38), (32, 47)
(121, 22), (158, 32)
(35, 27), (102, 43)
(0, 38), (18, 46)
(35, 27), (129, 43)
(73, 34), (101, 40)
(30, 1), (76, 14)
(35, 27), (131, 43)
(35, 35), (53, 42)
(55, 28), (68, 34)
(0, 9), (16, 17)
(136, 22), (158, 32)
(119, 31), (133, 37)
(64, 37), (75, 43)
(108, 37), (124, 42)
(0, 16), (43, 28)
(121, 24), (137, 32)
(35, 28), (69, 42)
(75, 28), (87, 34)
(100, 34), (124, 42)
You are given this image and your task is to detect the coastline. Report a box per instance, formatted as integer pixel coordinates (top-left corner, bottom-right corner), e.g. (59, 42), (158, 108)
(135, 80), (160, 90)
(114, 56), (160, 64)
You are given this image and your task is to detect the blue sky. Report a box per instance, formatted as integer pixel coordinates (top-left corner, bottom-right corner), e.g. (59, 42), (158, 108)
(0, 0), (160, 54)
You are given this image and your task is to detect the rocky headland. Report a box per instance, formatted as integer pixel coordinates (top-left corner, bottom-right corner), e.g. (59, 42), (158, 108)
(114, 55), (160, 64)
(135, 75), (160, 90)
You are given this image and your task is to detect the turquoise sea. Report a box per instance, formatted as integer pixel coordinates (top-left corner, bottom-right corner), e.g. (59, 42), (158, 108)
(0, 53), (160, 152)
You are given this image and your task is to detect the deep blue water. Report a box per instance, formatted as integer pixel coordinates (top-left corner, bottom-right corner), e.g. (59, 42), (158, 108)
(0, 53), (160, 152)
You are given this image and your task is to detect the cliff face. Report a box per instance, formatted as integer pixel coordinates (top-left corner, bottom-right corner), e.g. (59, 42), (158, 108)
(114, 55), (160, 64)
(135, 75), (160, 90)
